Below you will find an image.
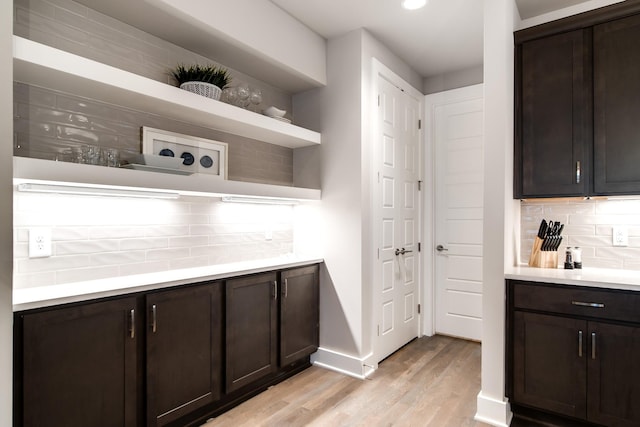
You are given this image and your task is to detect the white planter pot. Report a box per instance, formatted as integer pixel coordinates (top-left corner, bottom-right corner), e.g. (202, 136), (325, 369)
(180, 81), (223, 100)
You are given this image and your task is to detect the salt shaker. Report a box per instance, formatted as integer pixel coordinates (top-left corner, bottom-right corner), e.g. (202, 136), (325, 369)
(572, 246), (582, 269)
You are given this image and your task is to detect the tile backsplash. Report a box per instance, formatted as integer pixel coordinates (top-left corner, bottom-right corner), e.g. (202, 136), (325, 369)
(14, 192), (295, 289)
(520, 198), (640, 270)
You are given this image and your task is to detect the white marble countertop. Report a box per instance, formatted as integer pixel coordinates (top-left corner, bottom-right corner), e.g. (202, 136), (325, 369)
(13, 255), (324, 312)
(505, 265), (640, 291)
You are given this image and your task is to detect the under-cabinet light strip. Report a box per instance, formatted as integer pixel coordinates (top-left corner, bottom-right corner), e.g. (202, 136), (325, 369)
(221, 196), (298, 205)
(17, 183), (181, 199)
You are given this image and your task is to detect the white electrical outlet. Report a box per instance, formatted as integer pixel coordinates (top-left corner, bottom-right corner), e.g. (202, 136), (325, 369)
(29, 228), (52, 258)
(612, 226), (629, 247)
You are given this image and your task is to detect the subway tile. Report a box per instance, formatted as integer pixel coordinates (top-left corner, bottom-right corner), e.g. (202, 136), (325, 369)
(49, 0), (88, 17)
(18, 254), (90, 273)
(90, 251), (146, 266)
(55, 239), (120, 256)
(581, 256), (624, 269)
(90, 226), (145, 240)
(169, 256), (210, 270)
(146, 247), (190, 261)
(119, 260), (169, 277)
(56, 265), (115, 284)
(169, 236), (209, 248)
(13, 272), (57, 289)
(120, 238), (168, 251)
(145, 225), (191, 237)
(15, 0), (56, 19)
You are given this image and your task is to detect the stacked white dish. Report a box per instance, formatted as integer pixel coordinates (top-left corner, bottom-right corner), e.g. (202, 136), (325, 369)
(263, 106), (291, 124)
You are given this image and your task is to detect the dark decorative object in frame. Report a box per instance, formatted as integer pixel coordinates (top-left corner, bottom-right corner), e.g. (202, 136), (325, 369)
(141, 127), (228, 178)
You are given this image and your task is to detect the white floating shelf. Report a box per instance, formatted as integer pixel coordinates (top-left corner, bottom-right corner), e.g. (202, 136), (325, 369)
(12, 36), (321, 149)
(13, 157), (321, 201)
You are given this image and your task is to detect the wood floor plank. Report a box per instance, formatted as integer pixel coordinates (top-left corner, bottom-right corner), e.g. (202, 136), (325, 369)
(203, 335), (489, 426)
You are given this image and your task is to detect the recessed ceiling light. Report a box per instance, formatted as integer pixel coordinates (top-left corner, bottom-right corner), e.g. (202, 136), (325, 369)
(402, 0), (427, 10)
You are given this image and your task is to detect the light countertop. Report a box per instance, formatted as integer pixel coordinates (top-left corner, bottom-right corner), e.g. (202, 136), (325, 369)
(13, 255), (323, 312)
(506, 265), (640, 292)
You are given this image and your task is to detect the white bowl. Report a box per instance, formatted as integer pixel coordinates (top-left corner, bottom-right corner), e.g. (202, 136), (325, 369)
(264, 106), (286, 118)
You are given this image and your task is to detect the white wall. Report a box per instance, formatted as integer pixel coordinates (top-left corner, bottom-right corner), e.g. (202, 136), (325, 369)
(423, 65), (484, 95)
(475, 0), (519, 426)
(1, 0), (13, 422)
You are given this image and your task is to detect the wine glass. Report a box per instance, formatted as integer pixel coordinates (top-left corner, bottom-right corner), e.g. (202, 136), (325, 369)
(236, 84), (250, 108)
(249, 88), (262, 112)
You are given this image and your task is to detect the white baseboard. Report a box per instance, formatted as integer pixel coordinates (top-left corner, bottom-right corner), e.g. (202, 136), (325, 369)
(311, 347), (374, 379)
(474, 391), (513, 427)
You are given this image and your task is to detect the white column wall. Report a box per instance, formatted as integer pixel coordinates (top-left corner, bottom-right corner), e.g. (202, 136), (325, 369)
(475, 0), (519, 426)
(1, 0), (14, 422)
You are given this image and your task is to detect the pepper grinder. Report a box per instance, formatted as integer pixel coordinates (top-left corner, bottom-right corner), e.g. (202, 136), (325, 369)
(564, 247), (574, 269)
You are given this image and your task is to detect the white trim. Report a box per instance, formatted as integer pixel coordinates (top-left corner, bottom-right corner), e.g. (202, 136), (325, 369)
(422, 84), (484, 337)
(311, 347), (374, 380)
(474, 392), (513, 427)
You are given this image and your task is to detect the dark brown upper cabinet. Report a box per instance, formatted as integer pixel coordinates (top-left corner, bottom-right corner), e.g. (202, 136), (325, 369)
(515, 29), (591, 198)
(514, 1), (640, 198)
(593, 13), (640, 195)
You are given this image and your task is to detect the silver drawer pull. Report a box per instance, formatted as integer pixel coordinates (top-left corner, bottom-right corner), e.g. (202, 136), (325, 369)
(592, 332), (596, 360)
(572, 301), (605, 308)
(129, 309), (135, 339)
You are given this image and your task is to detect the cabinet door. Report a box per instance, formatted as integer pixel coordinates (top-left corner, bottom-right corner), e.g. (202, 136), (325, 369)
(513, 311), (587, 419)
(587, 321), (640, 426)
(226, 272), (278, 393)
(20, 297), (139, 427)
(516, 29), (589, 197)
(146, 283), (222, 427)
(280, 265), (319, 366)
(593, 14), (640, 195)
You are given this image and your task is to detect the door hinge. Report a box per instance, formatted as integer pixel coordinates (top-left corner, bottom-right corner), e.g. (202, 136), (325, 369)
(378, 171), (380, 183)
(418, 119), (422, 130)
(418, 242), (421, 252)
(418, 304), (421, 314)
(377, 325), (380, 336)
(418, 180), (422, 191)
(377, 248), (380, 260)
(377, 95), (380, 106)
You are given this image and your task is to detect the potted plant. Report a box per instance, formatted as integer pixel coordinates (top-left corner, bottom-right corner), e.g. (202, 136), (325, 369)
(171, 64), (231, 101)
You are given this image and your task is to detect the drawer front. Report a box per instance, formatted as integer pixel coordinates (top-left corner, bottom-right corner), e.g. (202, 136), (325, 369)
(511, 281), (640, 323)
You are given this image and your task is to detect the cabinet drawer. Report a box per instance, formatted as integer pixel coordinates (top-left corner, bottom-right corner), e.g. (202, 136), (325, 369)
(512, 281), (640, 323)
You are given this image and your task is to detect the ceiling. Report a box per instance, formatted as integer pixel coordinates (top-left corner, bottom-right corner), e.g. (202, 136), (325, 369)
(270, 0), (591, 79)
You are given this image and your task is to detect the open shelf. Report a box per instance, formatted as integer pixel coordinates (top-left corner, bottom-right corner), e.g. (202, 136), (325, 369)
(12, 36), (321, 150)
(13, 157), (321, 201)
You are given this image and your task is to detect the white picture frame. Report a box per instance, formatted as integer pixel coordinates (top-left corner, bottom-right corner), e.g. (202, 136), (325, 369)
(141, 127), (228, 179)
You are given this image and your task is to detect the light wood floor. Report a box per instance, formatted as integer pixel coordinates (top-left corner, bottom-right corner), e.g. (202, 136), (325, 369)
(203, 335), (489, 427)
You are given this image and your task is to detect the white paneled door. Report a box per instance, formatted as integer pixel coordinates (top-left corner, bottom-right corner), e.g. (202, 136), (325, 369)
(375, 68), (421, 362)
(432, 86), (484, 341)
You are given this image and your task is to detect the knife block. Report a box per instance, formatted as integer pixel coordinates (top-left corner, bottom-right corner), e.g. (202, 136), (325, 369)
(528, 236), (558, 268)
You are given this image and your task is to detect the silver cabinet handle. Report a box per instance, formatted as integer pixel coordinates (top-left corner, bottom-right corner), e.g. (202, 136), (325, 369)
(273, 281), (278, 300)
(151, 304), (157, 333)
(592, 332), (596, 359)
(576, 161), (581, 184)
(578, 330), (583, 358)
(572, 301), (605, 308)
(283, 278), (288, 299)
(129, 309), (135, 339)
(436, 245), (448, 252)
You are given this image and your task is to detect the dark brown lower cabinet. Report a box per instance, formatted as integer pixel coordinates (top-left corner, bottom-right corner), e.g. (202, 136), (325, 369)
(225, 271), (278, 393)
(280, 265), (319, 366)
(146, 283), (222, 427)
(16, 263), (320, 427)
(18, 297), (140, 427)
(508, 280), (640, 426)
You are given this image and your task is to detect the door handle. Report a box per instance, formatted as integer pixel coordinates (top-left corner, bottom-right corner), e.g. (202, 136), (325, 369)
(592, 332), (596, 360)
(578, 330), (583, 358)
(273, 281), (278, 300)
(436, 244), (448, 252)
(395, 248), (413, 256)
(283, 278), (288, 299)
